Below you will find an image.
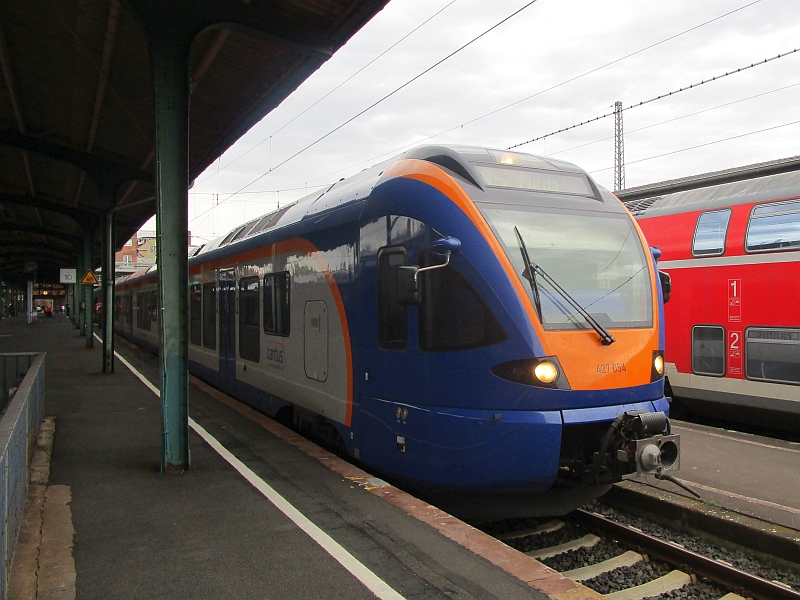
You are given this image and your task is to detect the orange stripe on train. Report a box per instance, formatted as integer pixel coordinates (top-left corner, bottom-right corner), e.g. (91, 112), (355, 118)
(386, 159), (660, 391)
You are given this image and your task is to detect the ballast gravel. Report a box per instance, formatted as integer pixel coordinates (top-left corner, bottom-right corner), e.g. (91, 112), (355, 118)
(504, 522), (587, 553)
(589, 500), (800, 592)
(541, 539), (626, 572)
(583, 560), (672, 594)
(642, 580), (727, 600)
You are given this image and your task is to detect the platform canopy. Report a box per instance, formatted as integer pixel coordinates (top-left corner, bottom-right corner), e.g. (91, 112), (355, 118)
(0, 0), (389, 283)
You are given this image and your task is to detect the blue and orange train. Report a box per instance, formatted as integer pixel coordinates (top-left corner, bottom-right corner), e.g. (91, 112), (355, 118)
(115, 145), (680, 518)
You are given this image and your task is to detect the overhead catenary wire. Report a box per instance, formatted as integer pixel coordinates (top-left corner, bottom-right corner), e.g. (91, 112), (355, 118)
(189, 0), (542, 225)
(544, 81), (800, 158)
(226, 0), (764, 198)
(589, 119), (800, 175)
(507, 47), (800, 150)
(195, 0), (461, 187)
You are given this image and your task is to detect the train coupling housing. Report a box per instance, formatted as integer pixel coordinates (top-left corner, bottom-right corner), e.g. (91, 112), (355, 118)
(574, 410), (681, 486)
(614, 410), (680, 478)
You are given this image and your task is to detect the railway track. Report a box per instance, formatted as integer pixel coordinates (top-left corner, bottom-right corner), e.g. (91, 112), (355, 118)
(486, 507), (800, 600)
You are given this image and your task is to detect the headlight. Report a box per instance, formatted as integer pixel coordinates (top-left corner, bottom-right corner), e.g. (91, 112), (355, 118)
(534, 361), (559, 384)
(651, 350), (665, 381)
(491, 357), (570, 389)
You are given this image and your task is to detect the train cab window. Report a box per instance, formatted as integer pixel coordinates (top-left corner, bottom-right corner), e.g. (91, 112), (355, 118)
(377, 247), (408, 350)
(419, 251), (506, 352)
(190, 284), (202, 346)
(202, 282), (217, 349)
(263, 272), (290, 336)
(239, 276), (260, 362)
(692, 209), (731, 256)
(745, 199), (800, 252)
(745, 328), (800, 385)
(692, 325), (725, 376)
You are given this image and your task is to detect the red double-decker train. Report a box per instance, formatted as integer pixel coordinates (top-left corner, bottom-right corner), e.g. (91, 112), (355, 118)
(622, 160), (800, 432)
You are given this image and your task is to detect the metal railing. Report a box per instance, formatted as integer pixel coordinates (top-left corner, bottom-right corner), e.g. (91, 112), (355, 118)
(0, 352), (45, 599)
(1, 353), (36, 412)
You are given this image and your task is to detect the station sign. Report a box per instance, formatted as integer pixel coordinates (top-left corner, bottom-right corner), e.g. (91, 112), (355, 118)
(60, 268), (77, 284)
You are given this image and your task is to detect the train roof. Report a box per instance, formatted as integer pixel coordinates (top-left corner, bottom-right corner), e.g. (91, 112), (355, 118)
(193, 144), (591, 257)
(622, 157), (800, 218)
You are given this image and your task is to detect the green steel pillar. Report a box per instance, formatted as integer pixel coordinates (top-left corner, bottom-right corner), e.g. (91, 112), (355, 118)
(83, 229), (93, 348)
(71, 282), (77, 325)
(102, 213), (115, 373)
(152, 39), (190, 471)
(76, 254), (84, 331)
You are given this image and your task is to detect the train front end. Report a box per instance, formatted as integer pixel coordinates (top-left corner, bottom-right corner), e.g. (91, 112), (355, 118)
(367, 146), (681, 518)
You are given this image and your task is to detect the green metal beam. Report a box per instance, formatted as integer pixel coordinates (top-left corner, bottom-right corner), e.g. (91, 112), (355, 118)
(0, 223), (83, 246)
(151, 31), (190, 472)
(0, 192), (100, 224)
(0, 130), (154, 197)
(82, 230), (94, 347)
(102, 213), (115, 373)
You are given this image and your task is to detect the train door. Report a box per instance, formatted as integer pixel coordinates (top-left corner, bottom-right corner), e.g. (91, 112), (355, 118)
(218, 269), (236, 393)
(357, 216), (429, 471)
(304, 301), (328, 382)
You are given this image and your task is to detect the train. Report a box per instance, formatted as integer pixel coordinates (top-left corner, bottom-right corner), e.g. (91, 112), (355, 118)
(114, 145), (680, 519)
(624, 167), (800, 432)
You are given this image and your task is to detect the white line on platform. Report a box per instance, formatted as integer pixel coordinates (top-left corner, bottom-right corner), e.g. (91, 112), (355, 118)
(673, 423), (800, 454)
(676, 479), (800, 517)
(112, 344), (405, 600)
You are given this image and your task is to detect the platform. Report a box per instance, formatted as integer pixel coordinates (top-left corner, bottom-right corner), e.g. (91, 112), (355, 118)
(1, 313), (798, 599)
(0, 314), (572, 599)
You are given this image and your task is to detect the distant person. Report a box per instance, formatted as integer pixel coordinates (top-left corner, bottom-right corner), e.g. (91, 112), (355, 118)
(44, 305), (52, 318)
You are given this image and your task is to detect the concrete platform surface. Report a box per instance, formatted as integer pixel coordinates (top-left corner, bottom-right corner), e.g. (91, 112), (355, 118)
(623, 419), (800, 533)
(0, 314), (592, 600)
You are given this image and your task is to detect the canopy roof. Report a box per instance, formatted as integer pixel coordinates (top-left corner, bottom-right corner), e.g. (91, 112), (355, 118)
(0, 0), (388, 282)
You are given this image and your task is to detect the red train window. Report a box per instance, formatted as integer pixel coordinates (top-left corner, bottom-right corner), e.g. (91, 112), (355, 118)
(692, 210), (731, 257)
(746, 199), (800, 253)
(692, 325), (725, 376)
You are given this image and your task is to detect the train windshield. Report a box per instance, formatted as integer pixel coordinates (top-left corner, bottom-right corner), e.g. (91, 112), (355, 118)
(481, 205), (653, 330)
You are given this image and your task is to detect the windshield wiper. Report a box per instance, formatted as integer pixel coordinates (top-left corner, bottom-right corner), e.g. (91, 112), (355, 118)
(514, 228), (615, 346)
(514, 227), (542, 321)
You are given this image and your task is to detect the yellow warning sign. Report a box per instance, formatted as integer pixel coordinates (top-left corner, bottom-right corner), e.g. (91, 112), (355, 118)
(80, 270), (99, 285)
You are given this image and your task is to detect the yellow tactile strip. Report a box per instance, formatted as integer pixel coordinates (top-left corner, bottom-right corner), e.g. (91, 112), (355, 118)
(191, 375), (605, 600)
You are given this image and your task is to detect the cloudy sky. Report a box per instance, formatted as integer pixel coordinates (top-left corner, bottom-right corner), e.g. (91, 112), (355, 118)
(171, 0), (800, 244)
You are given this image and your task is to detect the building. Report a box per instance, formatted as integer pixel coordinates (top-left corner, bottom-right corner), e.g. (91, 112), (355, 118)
(115, 230), (192, 278)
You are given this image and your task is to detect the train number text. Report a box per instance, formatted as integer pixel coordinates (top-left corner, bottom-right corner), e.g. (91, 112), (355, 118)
(597, 363), (626, 374)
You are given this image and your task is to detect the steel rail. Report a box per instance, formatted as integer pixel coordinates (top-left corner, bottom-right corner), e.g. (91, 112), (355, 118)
(574, 508), (800, 600)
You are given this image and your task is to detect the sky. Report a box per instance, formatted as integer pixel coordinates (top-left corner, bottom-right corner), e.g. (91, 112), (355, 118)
(160, 0), (800, 245)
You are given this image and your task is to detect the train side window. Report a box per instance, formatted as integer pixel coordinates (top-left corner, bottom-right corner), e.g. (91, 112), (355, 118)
(202, 282), (217, 350)
(147, 291), (157, 331)
(136, 292), (146, 329)
(377, 247), (408, 350)
(745, 327), (800, 384)
(419, 250), (506, 352)
(190, 284), (202, 346)
(239, 276), (260, 362)
(263, 272), (290, 336)
(746, 199), (800, 252)
(692, 209), (731, 256)
(691, 325), (725, 376)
